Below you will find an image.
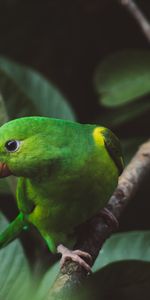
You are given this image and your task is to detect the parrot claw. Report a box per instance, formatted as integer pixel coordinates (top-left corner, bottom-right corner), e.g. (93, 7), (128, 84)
(57, 244), (92, 273)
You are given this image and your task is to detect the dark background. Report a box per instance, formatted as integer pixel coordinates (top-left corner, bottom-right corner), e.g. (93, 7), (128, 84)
(0, 0), (149, 122)
(0, 0), (150, 273)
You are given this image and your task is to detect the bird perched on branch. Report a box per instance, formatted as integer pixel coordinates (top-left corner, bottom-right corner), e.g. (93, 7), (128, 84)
(0, 117), (123, 271)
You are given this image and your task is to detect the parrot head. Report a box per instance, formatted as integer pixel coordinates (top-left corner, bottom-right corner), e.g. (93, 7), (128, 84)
(0, 117), (69, 179)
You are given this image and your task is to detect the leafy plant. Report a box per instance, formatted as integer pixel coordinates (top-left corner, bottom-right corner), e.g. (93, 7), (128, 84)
(0, 57), (75, 121)
(94, 50), (150, 107)
(0, 16), (150, 299)
(0, 212), (31, 300)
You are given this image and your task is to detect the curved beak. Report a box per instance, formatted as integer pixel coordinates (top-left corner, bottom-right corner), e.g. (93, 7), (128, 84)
(0, 162), (12, 178)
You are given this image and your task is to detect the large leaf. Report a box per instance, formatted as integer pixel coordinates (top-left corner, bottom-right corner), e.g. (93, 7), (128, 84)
(38, 260), (150, 300)
(94, 50), (150, 107)
(0, 212), (31, 300)
(37, 262), (59, 300)
(93, 231), (150, 272)
(38, 231), (150, 298)
(76, 261), (150, 300)
(0, 57), (75, 120)
(38, 232), (150, 299)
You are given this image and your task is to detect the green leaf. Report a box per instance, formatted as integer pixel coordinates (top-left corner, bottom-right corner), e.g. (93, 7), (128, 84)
(37, 262), (59, 300)
(0, 212), (31, 300)
(38, 231), (150, 299)
(94, 50), (150, 107)
(78, 261), (150, 300)
(93, 231), (150, 273)
(0, 57), (75, 121)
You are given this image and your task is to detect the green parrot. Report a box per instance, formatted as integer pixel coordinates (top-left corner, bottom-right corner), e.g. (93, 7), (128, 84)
(0, 116), (123, 271)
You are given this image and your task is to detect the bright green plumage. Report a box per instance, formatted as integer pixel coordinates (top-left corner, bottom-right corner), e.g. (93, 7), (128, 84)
(0, 117), (123, 253)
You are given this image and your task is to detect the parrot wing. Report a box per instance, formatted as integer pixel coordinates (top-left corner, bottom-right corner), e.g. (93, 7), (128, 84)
(102, 129), (124, 175)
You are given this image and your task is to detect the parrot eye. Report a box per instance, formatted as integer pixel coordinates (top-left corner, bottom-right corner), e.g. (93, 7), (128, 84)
(5, 140), (21, 152)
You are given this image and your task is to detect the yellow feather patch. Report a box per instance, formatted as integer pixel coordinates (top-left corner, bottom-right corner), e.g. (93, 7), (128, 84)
(93, 127), (105, 147)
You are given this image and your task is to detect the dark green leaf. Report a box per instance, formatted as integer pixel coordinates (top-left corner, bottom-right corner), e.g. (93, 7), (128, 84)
(37, 262), (59, 300)
(0, 212), (31, 300)
(93, 231), (150, 273)
(94, 50), (150, 107)
(0, 57), (75, 120)
(78, 261), (150, 300)
(38, 231), (150, 299)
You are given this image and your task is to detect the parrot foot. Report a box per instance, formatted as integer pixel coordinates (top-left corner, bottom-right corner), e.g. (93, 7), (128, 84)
(57, 244), (92, 273)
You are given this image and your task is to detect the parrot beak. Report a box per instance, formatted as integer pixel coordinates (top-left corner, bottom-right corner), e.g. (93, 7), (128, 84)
(0, 162), (12, 178)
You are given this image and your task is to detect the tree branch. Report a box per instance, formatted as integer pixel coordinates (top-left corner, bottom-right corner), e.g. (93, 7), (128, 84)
(118, 0), (150, 43)
(47, 140), (150, 300)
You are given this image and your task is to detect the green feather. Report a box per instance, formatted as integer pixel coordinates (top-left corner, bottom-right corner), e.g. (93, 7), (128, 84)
(0, 117), (123, 252)
(101, 128), (124, 175)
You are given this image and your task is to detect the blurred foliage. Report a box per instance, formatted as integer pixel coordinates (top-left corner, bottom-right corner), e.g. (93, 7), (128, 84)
(94, 50), (150, 107)
(0, 0), (150, 299)
(0, 57), (75, 121)
(0, 212), (32, 300)
(93, 231), (150, 272)
(76, 261), (150, 300)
